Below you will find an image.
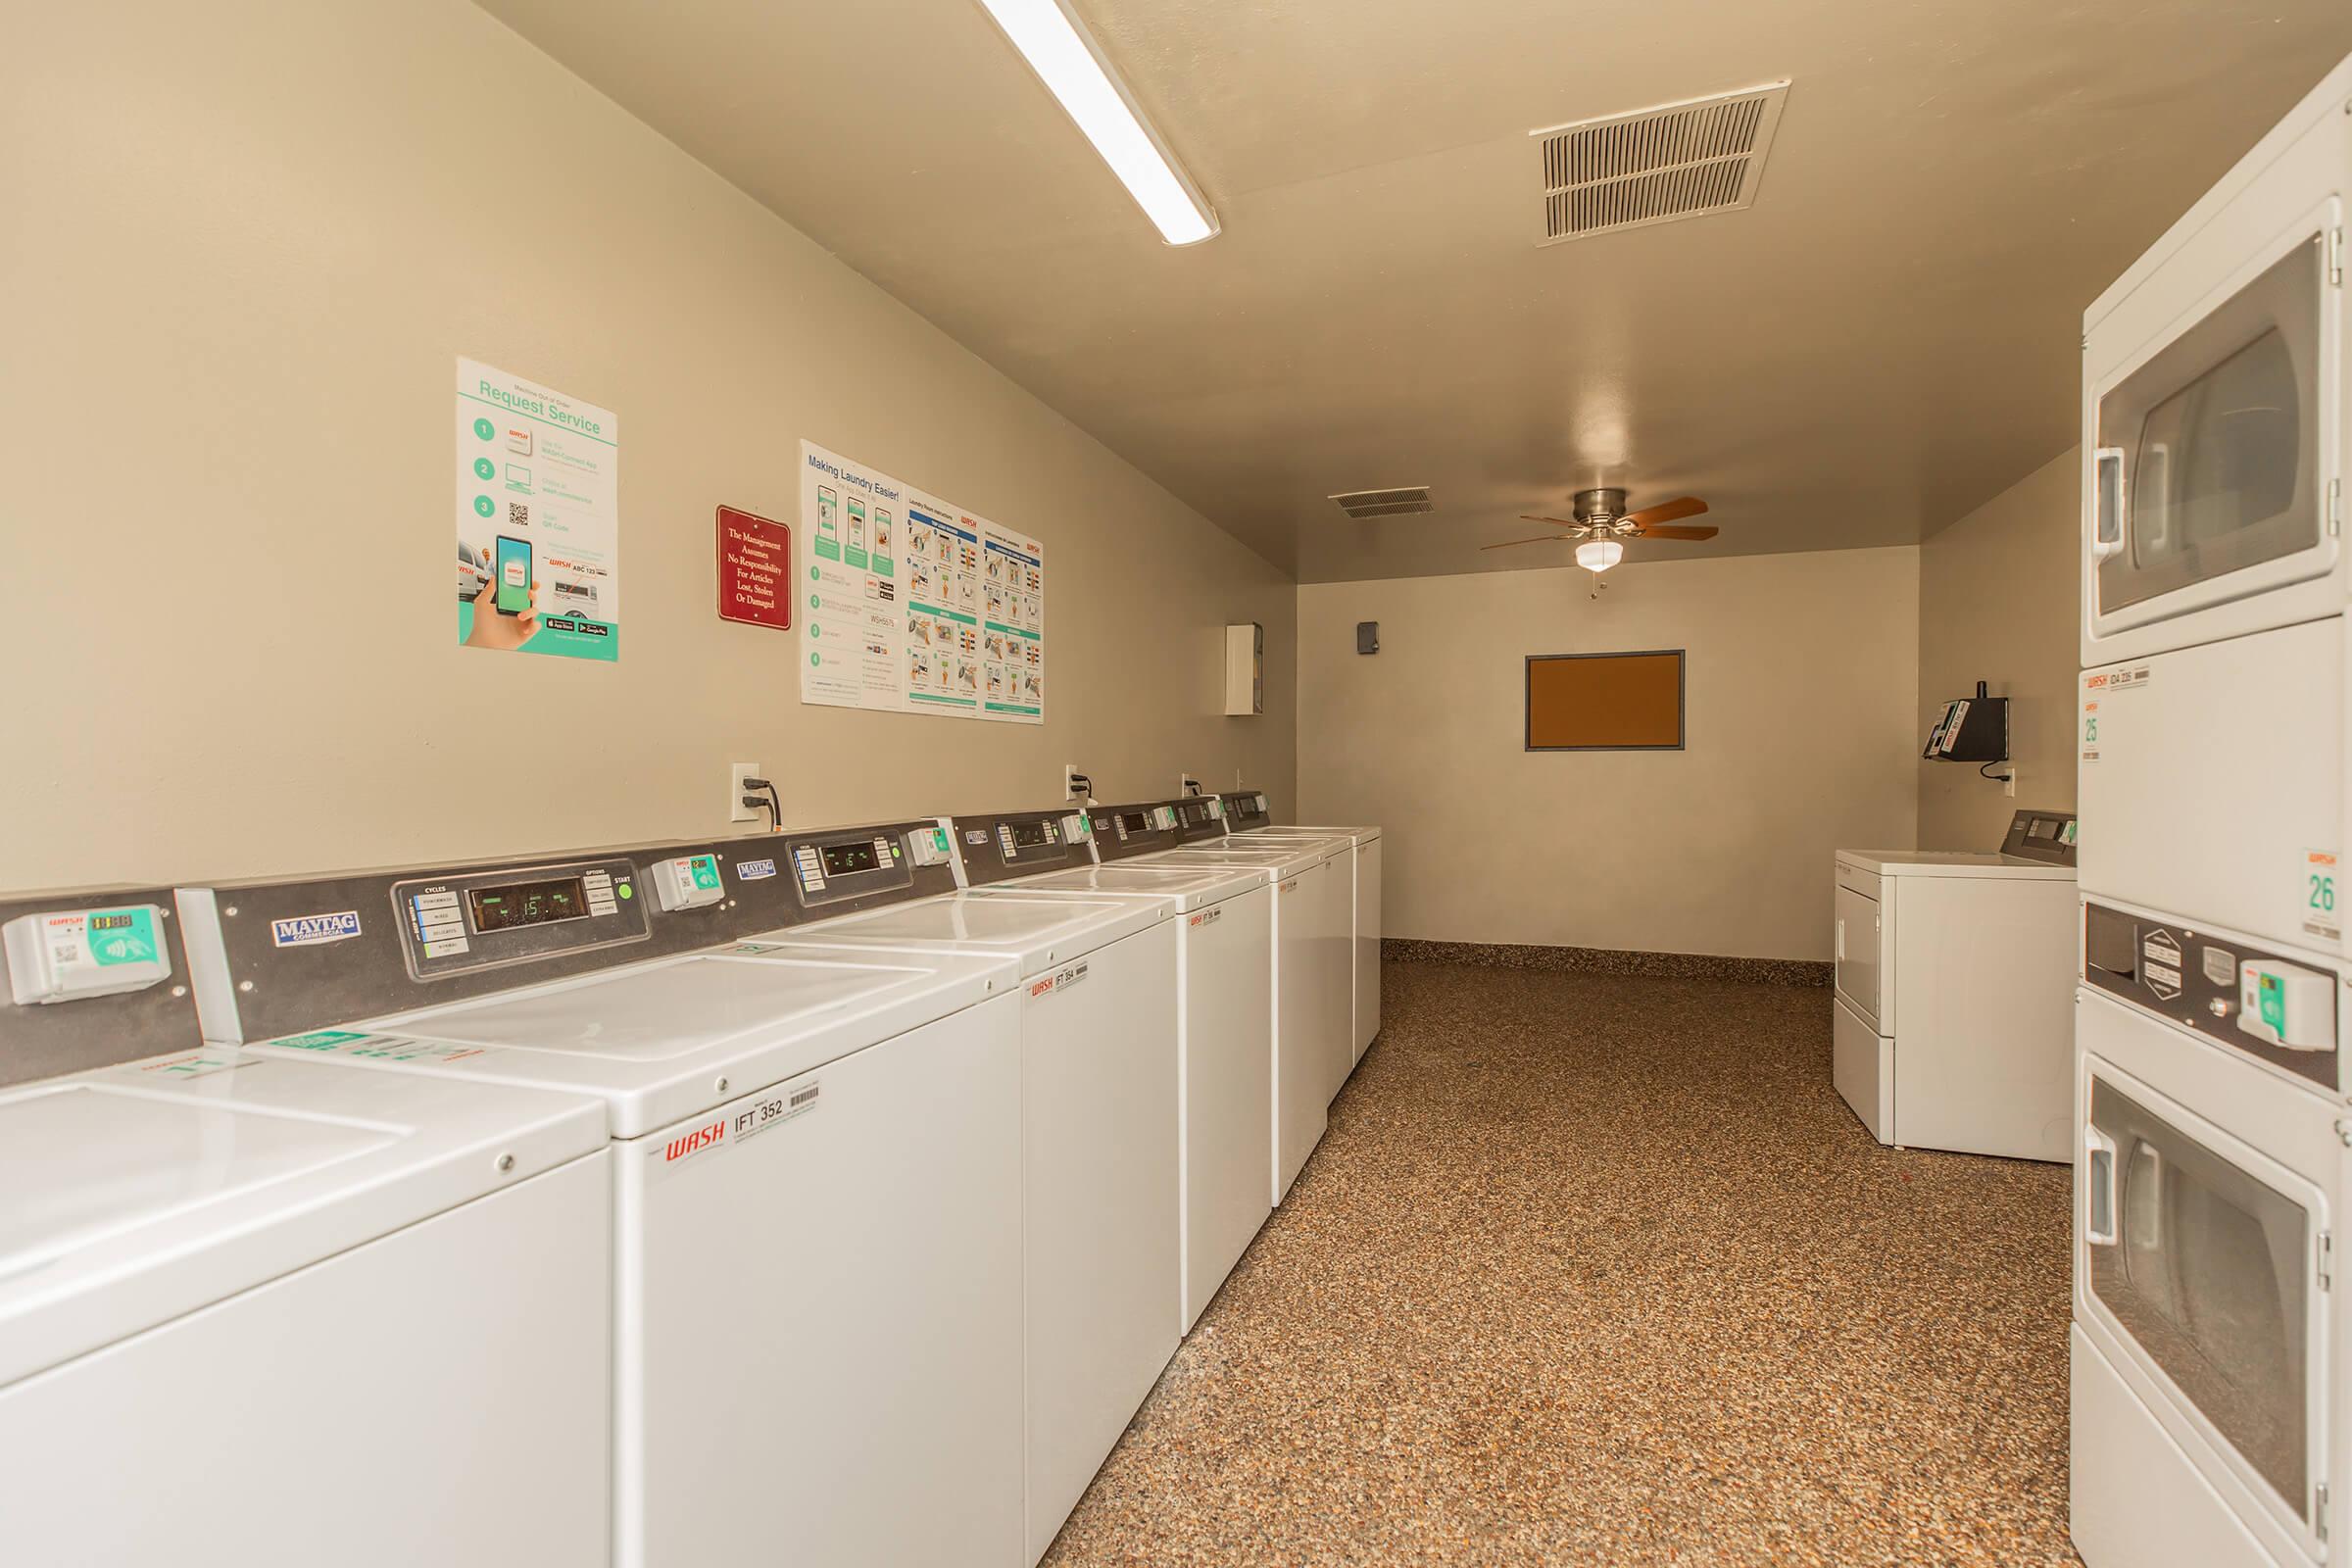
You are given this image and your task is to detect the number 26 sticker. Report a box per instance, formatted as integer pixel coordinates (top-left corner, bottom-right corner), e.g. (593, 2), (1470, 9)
(2307, 850), (2341, 943)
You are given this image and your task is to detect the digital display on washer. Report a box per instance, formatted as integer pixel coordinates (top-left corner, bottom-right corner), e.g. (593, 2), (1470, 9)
(821, 841), (881, 877)
(1180, 801), (1214, 825)
(469, 876), (589, 932)
(1007, 820), (1054, 850)
(1118, 810), (1152, 835)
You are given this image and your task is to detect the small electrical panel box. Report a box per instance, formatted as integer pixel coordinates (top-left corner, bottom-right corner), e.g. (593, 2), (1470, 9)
(4, 904), (173, 1005)
(1224, 622), (1264, 716)
(1923, 680), (2009, 763)
(2239, 957), (2335, 1052)
(1357, 621), (1379, 655)
(651, 854), (725, 912)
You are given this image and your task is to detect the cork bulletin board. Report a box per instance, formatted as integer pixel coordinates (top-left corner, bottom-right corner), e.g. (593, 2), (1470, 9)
(1526, 650), (1685, 751)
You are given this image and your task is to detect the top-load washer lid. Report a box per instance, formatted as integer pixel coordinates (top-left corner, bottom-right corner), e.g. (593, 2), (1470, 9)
(970, 863), (1265, 914)
(244, 947), (1017, 1138)
(770, 892), (1169, 979)
(1833, 849), (2078, 881)
(0, 1052), (604, 1387)
(1153, 839), (1345, 879)
(1235, 824), (1380, 843)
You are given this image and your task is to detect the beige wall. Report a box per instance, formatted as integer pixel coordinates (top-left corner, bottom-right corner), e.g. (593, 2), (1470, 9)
(1298, 549), (1921, 961)
(1916, 450), (2081, 851)
(0, 1), (1294, 889)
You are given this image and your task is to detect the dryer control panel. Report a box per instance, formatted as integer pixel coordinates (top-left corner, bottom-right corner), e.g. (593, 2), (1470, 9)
(1094, 800), (1188, 862)
(2083, 900), (2339, 1091)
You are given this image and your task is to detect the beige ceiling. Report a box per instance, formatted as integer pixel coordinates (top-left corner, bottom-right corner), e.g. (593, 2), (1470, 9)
(481, 0), (2352, 582)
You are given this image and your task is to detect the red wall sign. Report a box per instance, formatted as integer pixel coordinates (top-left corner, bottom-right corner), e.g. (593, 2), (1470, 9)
(716, 506), (792, 630)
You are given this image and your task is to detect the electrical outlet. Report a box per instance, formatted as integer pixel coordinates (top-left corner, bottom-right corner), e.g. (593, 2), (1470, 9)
(2005, 767), (2018, 799)
(1064, 763), (1082, 802)
(729, 761), (762, 823)
(1180, 773), (1201, 797)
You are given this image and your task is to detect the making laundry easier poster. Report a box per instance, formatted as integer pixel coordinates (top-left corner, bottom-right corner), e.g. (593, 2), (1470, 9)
(799, 439), (1045, 722)
(455, 358), (621, 661)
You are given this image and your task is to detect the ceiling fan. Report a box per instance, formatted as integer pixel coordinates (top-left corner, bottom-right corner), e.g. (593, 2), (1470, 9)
(1483, 488), (1717, 590)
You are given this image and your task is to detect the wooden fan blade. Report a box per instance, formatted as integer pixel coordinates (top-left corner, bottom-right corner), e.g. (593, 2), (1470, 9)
(1621, 496), (1708, 527)
(1517, 515), (1579, 526)
(1637, 524), (1718, 541)
(1482, 533), (1574, 552)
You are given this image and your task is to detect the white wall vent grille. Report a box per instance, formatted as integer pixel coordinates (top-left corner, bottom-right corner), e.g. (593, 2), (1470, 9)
(1533, 81), (1788, 245)
(1329, 486), (1434, 519)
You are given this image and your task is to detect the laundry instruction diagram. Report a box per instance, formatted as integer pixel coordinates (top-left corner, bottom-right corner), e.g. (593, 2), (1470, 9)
(799, 439), (1045, 723)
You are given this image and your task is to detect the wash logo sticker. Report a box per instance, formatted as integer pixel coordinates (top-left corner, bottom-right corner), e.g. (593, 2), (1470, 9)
(270, 910), (363, 948)
(1029, 960), (1091, 1000)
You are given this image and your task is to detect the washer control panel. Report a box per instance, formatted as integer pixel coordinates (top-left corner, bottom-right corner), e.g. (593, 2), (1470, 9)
(953, 808), (1094, 886)
(393, 858), (649, 981)
(1218, 791), (1273, 831)
(776, 820), (956, 913)
(2084, 900), (2339, 1090)
(1094, 800), (1188, 862)
(1171, 796), (1227, 842)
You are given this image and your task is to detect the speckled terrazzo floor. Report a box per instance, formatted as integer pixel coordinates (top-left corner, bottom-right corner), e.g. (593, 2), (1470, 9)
(1042, 961), (2080, 1568)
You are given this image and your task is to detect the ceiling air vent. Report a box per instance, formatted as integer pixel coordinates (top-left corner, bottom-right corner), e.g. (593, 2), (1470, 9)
(1329, 486), (1434, 519)
(1532, 80), (1788, 245)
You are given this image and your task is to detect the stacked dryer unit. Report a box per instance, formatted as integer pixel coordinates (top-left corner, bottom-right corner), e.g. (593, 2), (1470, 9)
(2070, 54), (2352, 1568)
(1217, 790), (1384, 1065)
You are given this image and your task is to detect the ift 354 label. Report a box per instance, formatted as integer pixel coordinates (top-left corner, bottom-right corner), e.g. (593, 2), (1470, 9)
(1028, 960), (1091, 1000)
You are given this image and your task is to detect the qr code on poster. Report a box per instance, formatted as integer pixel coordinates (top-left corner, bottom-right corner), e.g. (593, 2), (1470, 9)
(508, 502), (529, 527)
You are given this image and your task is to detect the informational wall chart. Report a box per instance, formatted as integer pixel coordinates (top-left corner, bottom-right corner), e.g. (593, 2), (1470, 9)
(799, 440), (1045, 722)
(454, 359), (620, 661)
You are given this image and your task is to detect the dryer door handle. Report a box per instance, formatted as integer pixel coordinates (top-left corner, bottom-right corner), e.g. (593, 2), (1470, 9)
(2084, 1124), (2120, 1248)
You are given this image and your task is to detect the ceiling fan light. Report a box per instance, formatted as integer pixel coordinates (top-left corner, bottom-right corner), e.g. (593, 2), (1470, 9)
(1574, 538), (1625, 573)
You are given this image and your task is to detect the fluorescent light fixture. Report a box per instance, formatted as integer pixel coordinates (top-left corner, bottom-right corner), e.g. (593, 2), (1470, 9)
(1574, 539), (1625, 573)
(974, 0), (1219, 246)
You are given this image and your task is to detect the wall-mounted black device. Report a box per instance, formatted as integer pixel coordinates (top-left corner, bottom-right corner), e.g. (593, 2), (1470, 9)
(1356, 621), (1379, 655)
(1923, 680), (2008, 764)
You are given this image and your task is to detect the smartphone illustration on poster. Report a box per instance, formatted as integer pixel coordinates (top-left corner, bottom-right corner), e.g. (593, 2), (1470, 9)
(495, 535), (532, 615)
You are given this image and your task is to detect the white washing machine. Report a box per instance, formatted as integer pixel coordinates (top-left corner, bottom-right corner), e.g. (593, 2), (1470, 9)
(1142, 816), (1353, 1195)
(768, 811), (1180, 1567)
(975, 802), (1274, 1332)
(0, 1048), (612, 1566)
(1217, 790), (1385, 1063)
(1831, 810), (2080, 1162)
(185, 833), (1029, 1568)
(2071, 893), (2347, 1568)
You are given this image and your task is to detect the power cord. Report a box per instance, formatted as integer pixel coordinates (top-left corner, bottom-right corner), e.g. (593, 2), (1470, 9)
(1978, 760), (2014, 786)
(741, 776), (783, 833)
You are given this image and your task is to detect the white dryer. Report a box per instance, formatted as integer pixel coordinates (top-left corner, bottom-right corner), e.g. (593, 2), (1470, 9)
(767, 811), (1180, 1567)
(1217, 790), (1385, 1062)
(976, 802), (1275, 1332)
(0, 1049), (612, 1567)
(1831, 810), (2080, 1162)
(186, 833), (1029, 1568)
(2072, 893), (2346, 1568)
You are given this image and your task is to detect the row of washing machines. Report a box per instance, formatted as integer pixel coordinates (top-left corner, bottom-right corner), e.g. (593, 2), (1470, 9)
(2068, 52), (2352, 1568)
(0, 790), (1380, 1567)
